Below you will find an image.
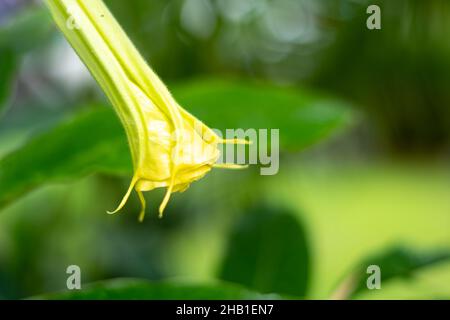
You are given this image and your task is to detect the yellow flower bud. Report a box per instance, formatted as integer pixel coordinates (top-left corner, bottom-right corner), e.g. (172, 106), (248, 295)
(45, 0), (248, 220)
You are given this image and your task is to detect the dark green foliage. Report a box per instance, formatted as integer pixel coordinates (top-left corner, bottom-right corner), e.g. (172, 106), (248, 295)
(219, 206), (310, 297)
(38, 278), (280, 300)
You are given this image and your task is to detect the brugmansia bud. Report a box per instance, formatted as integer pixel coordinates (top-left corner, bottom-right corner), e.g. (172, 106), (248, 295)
(45, 0), (247, 220)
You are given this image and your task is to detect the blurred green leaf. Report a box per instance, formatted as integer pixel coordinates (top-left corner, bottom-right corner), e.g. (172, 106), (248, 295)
(36, 278), (279, 300)
(0, 79), (354, 210)
(175, 78), (355, 151)
(0, 107), (131, 209)
(0, 6), (54, 118)
(0, 48), (17, 116)
(218, 206), (310, 297)
(0, 7), (54, 55)
(333, 246), (450, 299)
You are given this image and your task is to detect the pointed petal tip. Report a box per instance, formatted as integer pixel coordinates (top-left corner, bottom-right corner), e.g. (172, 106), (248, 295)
(220, 138), (252, 145)
(107, 208), (120, 215)
(213, 163), (249, 170)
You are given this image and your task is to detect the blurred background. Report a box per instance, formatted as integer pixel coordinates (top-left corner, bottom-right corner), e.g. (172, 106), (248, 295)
(0, 0), (449, 299)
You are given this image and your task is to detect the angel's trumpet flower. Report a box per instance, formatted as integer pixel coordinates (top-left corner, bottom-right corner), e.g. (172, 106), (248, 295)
(45, 0), (248, 220)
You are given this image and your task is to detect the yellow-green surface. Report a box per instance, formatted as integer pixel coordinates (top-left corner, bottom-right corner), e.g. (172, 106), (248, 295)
(167, 161), (450, 299)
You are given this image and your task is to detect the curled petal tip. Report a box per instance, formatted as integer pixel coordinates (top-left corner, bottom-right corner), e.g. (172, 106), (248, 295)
(158, 202), (167, 219)
(220, 138), (252, 145)
(137, 191), (146, 222)
(213, 163), (249, 170)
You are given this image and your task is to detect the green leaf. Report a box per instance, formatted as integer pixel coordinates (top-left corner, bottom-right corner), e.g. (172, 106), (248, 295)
(218, 205), (310, 297)
(0, 48), (17, 116)
(174, 78), (355, 151)
(0, 7), (55, 117)
(0, 7), (54, 55)
(332, 246), (450, 299)
(36, 278), (280, 300)
(0, 79), (354, 209)
(0, 107), (132, 209)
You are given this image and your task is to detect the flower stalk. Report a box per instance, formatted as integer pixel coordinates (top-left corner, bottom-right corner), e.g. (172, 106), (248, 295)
(45, 0), (247, 220)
